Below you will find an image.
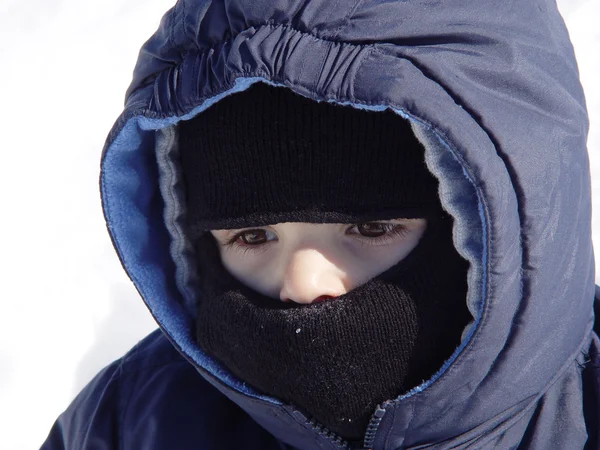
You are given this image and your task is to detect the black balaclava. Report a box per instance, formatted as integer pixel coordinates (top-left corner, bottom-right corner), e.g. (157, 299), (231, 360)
(179, 83), (471, 445)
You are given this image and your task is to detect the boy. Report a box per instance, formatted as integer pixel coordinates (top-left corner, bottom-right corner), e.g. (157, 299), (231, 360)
(42, 0), (600, 448)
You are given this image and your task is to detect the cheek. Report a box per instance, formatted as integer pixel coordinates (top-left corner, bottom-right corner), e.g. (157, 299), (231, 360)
(387, 225), (426, 264)
(219, 249), (278, 298)
(347, 226), (426, 284)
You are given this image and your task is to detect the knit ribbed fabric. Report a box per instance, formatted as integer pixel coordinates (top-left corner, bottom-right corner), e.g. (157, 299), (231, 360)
(179, 83), (440, 234)
(194, 213), (470, 444)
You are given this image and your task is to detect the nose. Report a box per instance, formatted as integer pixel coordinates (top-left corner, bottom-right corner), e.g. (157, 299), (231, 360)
(279, 248), (347, 304)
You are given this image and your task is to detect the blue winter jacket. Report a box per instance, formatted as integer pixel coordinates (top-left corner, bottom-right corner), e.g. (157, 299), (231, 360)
(41, 0), (600, 448)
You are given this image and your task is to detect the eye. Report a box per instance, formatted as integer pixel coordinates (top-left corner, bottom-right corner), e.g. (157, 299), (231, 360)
(228, 228), (277, 247)
(347, 221), (411, 246)
(238, 229), (270, 245)
(356, 222), (388, 238)
(220, 228), (275, 256)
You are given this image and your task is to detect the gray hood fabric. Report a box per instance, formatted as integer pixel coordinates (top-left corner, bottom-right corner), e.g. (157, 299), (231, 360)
(95, 0), (599, 448)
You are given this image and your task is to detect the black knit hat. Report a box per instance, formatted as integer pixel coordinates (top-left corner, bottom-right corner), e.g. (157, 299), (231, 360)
(178, 82), (441, 235)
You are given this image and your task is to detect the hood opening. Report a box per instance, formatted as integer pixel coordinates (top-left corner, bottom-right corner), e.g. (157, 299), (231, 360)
(101, 78), (484, 402)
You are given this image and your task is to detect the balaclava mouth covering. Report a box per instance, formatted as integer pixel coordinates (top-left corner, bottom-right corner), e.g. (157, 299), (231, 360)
(179, 83), (471, 445)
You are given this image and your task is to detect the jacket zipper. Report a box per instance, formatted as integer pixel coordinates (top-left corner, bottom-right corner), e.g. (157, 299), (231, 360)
(294, 406), (387, 450)
(303, 414), (350, 449)
(362, 407), (386, 449)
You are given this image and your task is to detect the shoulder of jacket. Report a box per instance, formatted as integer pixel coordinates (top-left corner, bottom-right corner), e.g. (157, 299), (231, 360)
(42, 330), (241, 449)
(118, 328), (189, 372)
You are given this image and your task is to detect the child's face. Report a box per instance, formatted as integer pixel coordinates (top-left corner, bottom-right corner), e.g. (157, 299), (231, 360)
(209, 218), (427, 304)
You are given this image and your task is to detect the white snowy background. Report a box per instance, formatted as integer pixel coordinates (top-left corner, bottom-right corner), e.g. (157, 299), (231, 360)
(0, 0), (597, 448)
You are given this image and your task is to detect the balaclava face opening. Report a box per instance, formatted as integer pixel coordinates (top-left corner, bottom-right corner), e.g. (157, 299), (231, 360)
(178, 83), (471, 444)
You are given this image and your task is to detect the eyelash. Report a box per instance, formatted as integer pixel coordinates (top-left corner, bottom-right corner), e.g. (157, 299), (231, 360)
(222, 223), (410, 256)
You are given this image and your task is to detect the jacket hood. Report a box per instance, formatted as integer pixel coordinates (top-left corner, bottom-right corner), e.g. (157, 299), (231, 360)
(100, 0), (594, 447)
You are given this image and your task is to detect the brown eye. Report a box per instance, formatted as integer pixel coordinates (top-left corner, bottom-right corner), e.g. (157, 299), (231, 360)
(357, 222), (387, 237)
(239, 230), (268, 245)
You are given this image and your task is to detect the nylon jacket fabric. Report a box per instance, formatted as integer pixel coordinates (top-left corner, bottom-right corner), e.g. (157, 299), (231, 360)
(42, 0), (600, 448)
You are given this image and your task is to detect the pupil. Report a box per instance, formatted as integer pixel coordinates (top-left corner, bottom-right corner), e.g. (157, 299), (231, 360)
(242, 230), (266, 245)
